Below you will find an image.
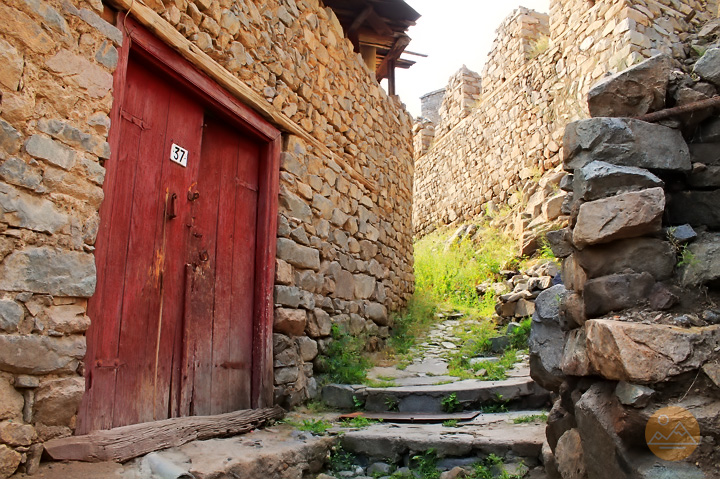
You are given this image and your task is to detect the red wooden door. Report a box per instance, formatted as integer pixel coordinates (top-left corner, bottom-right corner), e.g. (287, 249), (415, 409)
(78, 52), (259, 432)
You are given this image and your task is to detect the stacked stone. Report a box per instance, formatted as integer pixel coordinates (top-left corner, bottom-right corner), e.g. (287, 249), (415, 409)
(419, 87), (445, 126)
(412, 119), (435, 158)
(0, 0), (415, 474)
(434, 66), (482, 138)
(489, 260), (560, 322)
(531, 52), (720, 479)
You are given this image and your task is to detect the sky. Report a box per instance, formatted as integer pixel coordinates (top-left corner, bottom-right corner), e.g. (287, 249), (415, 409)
(390, 0), (551, 117)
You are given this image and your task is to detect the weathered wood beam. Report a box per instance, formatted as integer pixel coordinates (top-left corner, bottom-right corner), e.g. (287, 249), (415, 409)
(348, 5), (373, 36)
(376, 34), (411, 81)
(106, 0), (376, 192)
(44, 406), (285, 463)
(365, 8), (394, 37)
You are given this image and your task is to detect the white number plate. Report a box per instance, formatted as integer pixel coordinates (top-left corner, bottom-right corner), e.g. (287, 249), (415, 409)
(170, 143), (188, 167)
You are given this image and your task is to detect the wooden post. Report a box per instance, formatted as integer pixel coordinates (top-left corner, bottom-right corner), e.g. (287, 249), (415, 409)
(387, 58), (396, 96)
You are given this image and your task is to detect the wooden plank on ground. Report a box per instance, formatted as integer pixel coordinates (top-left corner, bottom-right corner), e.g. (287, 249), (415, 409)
(44, 406), (285, 463)
(339, 411), (480, 423)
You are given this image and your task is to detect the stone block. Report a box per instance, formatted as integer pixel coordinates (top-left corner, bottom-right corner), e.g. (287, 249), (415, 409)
(24, 135), (76, 170)
(274, 285), (301, 308)
(563, 118), (691, 172)
(0, 3), (53, 54)
(0, 247), (96, 297)
(585, 319), (720, 383)
(572, 188), (664, 248)
(575, 237), (675, 280)
(561, 327), (593, 377)
(0, 121), (22, 156)
(554, 429), (587, 479)
(0, 39), (22, 91)
(0, 444), (22, 479)
(273, 347), (299, 368)
(677, 233), (720, 287)
(689, 143), (720, 165)
(546, 399), (577, 452)
(322, 384), (365, 409)
(273, 308), (307, 336)
(514, 298), (535, 317)
(365, 302), (388, 326)
(46, 49), (113, 98)
(274, 366), (299, 385)
(34, 377), (84, 426)
(0, 421), (36, 446)
(694, 47), (720, 86)
(0, 300), (23, 333)
(561, 255), (586, 292)
(583, 272), (654, 317)
(0, 376), (23, 421)
(353, 274), (376, 299)
(0, 157), (43, 191)
(574, 160), (663, 201)
(668, 189), (720, 229)
(542, 194), (565, 221)
(276, 238), (320, 271)
(275, 258), (293, 285)
(0, 183), (70, 234)
(0, 335), (85, 374)
(587, 53), (672, 117)
(688, 164), (720, 188)
(614, 382), (654, 408)
(296, 336), (318, 361)
(545, 228), (574, 258)
(279, 190), (312, 222)
(306, 308), (332, 338)
(529, 319), (566, 392)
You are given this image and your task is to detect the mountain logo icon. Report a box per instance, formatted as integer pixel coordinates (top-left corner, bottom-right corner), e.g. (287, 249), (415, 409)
(645, 406), (701, 461)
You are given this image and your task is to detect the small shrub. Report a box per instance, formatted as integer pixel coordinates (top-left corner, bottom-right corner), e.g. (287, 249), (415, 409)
(411, 449), (441, 479)
(442, 419), (459, 428)
(384, 396), (400, 412)
(329, 445), (357, 473)
(441, 392), (461, 413)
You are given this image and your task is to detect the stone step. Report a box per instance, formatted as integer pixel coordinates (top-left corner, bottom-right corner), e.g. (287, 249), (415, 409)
(338, 411), (547, 465)
(323, 376), (551, 413)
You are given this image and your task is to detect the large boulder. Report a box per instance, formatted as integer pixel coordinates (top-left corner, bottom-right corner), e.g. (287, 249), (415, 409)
(585, 320), (720, 383)
(583, 272), (655, 317)
(588, 54), (673, 118)
(677, 233), (720, 287)
(572, 188), (665, 248)
(575, 238), (675, 280)
(667, 190), (720, 230)
(573, 161), (663, 201)
(563, 118), (691, 172)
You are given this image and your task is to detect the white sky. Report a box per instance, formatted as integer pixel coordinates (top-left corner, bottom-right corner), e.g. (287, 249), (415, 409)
(390, 0), (551, 117)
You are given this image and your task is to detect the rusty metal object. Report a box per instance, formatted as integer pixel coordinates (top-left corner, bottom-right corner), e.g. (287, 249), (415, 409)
(634, 95), (720, 123)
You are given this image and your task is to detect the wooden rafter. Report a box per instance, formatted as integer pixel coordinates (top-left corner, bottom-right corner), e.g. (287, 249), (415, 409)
(376, 34), (411, 81)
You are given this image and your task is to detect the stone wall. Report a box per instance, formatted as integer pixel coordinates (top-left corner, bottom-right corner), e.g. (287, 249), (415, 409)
(533, 42), (720, 478)
(434, 65), (482, 137)
(419, 87), (444, 125)
(0, 0), (414, 475)
(413, 0), (714, 237)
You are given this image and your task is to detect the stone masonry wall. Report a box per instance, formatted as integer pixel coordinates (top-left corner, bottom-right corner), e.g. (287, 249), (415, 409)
(0, 0), (414, 475)
(413, 0), (715, 237)
(419, 87), (444, 125)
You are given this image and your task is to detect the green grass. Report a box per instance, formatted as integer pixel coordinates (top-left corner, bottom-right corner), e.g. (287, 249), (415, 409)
(282, 418), (332, 435)
(512, 412), (548, 424)
(340, 416), (383, 428)
(450, 349), (520, 381)
(442, 419), (459, 427)
(387, 292), (438, 362)
(509, 318), (532, 350)
(324, 325), (371, 384)
(364, 378), (397, 388)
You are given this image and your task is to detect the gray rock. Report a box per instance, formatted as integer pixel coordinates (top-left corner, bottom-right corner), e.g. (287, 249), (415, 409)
(648, 283), (679, 311)
(666, 224), (697, 244)
(307, 308), (332, 338)
(583, 272), (655, 317)
(572, 188), (665, 248)
(588, 53), (672, 118)
(0, 120), (22, 155)
(279, 190), (312, 222)
(575, 238), (675, 280)
(273, 366), (299, 385)
(545, 228), (574, 258)
(534, 285), (568, 322)
(276, 238), (320, 271)
(296, 336), (318, 361)
(563, 118), (691, 172)
(354, 274), (376, 299)
(0, 335), (85, 374)
(0, 157), (43, 191)
(0, 299), (23, 332)
(668, 190), (720, 229)
(694, 117), (720, 143)
(615, 381), (655, 408)
(322, 384), (365, 409)
(694, 47), (720, 86)
(688, 163), (720, 188)
(546, 399), (577, 451)
(529, 319), (566, 392)
(678, 233), (720, 286)
(0, 247), (96, 297)
(24, 135), (77, 170)
(0, 182), (70, 234)
(689, 143), (720, 165)
(574, 160), (663, 201)
(274, 285), (302, 308)
(367, 462), (392, 476)
(489, 335), (510, 353)
(634, 462), (705, 479)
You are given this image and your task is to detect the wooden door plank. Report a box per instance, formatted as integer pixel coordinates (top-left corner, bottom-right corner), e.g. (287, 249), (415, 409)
(45, 407), (285, 463)
(112, 57), (172, 428)
(185, 119), (223, 416)
(226, 134), (260, 411)
(153, 85), (204, 421)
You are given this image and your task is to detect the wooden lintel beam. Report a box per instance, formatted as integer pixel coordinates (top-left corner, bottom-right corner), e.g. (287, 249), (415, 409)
(376, 34), (411, 81)
(105, 0), (377, 193)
